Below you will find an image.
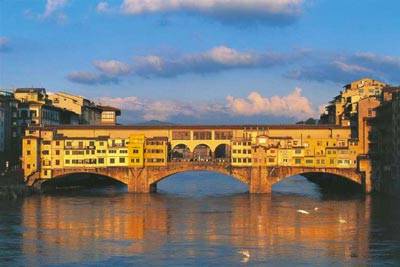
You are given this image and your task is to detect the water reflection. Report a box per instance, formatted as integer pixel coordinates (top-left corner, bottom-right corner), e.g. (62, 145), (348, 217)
(18, 193), (370, 265)
(0, 174), (399, 266)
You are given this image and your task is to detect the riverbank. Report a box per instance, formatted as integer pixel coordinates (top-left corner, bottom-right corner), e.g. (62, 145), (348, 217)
(0, 169), (32, 200)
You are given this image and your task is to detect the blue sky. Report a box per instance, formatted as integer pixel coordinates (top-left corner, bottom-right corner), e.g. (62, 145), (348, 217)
(1, 0), (399, 123)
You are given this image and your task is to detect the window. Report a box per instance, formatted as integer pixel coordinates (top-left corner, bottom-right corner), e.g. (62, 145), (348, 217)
(55, 160), (60, 165)
(55, 150), (60, 155)
(27, 164), (31, 169)
(27, 150), (31, 155)
(66, 141), (72, 147)
(110, 158), (115, 164)
(295, 159), (301, 164)
(56, 141), (60, 146)
(42, 150), (49, 155)
(65, 160), (70, 164)
(27, 140), (31, 145)
(98, 158), (105, 164)
(193, 131), (212, 140)
(119, 158), (125, 163)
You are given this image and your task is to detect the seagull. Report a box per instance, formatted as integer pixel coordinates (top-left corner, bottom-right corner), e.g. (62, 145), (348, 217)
(238, 249), (251, 258)
(339, 218), (347, 224)
(314, 207), (319, 211)
(297, 209), (310, 215)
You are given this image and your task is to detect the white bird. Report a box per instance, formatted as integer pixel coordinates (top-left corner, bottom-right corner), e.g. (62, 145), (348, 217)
(238, 249), (251, 258)
(314, 207), (319, 211)
(297, 209), (310, 215)
(339, 218), (347, 224)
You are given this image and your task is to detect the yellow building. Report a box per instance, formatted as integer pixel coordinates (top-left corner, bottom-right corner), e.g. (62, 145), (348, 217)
(144, 137), (168, 167)
(231, 139), (252, 167)
(128, 134), (145, 167)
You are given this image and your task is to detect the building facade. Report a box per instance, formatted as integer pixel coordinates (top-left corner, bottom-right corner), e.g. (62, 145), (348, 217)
(48, 92), (102, 125)
(369, 87), (400, 195)
(320, 78), (386, 138)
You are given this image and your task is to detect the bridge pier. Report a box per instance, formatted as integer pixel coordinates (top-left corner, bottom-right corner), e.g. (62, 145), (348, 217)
(249, 167), (272, 194)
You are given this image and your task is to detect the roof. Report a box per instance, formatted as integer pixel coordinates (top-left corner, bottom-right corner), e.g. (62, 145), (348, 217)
(15, 88), (46, 93)
(27, 124), (350, 131)
(97, 105), (121, 115)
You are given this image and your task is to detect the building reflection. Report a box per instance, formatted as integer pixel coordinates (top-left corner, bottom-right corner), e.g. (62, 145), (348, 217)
(21, 194), (168, 265)
(21, 192), (371, 265)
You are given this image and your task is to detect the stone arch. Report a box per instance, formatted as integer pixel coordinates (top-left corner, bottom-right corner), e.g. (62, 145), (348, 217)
(214, 143), (231, 160)
(171, 144), (192, 161)
(266, 166), (363, 187)
(39, 171), (128, 191)
(147, 167), (251, 188)
(192, 144), (213, 162)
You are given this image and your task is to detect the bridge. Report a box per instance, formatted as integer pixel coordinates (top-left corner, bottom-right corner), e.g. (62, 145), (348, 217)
(43, 162), (363, 193)
(22, 124), (372, 193)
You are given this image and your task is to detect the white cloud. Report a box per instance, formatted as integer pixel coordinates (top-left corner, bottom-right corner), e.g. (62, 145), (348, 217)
(93, 60), (131, 76)
(226, 88), (316, 119)
(43, 0), (69, 17)
(98, 88), (316, 121)
(96, 2), (110, 13)
(98, 96), (224, 121)
(120, 0), (304, 25)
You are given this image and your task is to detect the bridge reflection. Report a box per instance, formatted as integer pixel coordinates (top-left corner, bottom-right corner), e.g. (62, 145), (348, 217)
(21, 192), (371, 265)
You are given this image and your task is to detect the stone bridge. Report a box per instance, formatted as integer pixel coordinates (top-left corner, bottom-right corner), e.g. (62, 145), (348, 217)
(43, 162), (365, 193)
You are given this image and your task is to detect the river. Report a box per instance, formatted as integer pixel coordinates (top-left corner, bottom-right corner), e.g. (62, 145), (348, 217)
(1, 172), (400, 266)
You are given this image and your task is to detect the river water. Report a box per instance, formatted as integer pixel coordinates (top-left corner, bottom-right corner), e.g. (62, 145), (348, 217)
(1, 172), (400, 266)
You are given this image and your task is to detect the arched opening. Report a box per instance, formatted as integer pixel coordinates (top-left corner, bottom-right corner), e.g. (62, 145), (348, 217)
(214, 144), (230, 162)
(193, 144), (212, 162)
(156, 171), (248, 196)
(41, 173), (127, 193)
(171, 144), (192, 161)
(272, 172), (362, 198)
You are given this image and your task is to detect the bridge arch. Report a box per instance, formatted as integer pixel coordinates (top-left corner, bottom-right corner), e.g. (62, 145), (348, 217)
(192, 144), (213, 161)
(39, 171), (128, 191)
(147, 167), (251, 188)
(265, 167), (363, 187)
(214, 143), (230, 160)
(171, 144), (191, 161)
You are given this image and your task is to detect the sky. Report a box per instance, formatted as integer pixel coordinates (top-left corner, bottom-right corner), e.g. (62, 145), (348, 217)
(0, 0), (399, 124)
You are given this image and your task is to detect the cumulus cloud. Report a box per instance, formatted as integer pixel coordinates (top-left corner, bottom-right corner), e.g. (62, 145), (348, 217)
(98, 96), (225, 121)
(66, 71), (119, 85)
(120, 0), (304, 25)
(0, 37), (10, 52)
(287, 52), (400, 84)
(93, 60), (131, 76)
(98, 88), (316, 121)
(227, 88), (316, 119)
(133, 46), (299, 77)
